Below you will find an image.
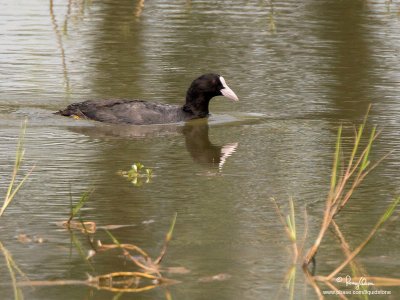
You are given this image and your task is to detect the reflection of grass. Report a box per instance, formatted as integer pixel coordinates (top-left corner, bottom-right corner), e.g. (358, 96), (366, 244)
(266, 0), (277, 33)
(49, 0), (71, 93)
(0, 242), (29, 300)
(1, 120), (34, 218)
(21, 213), (180, 295)
(272, 197), (308, 300)
(272, 197), (308, 264)
(134, 0), (145, 19)
(274, 106), (400, 298)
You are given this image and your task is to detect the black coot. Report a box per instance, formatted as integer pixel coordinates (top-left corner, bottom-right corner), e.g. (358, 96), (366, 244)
(56, 73), (238, 125)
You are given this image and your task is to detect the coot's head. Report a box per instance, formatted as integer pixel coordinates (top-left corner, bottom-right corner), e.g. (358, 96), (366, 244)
(183, 73), (239, 118)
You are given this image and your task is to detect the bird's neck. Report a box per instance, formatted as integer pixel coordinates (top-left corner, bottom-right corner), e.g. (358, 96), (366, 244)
(183, 92), (211, 118)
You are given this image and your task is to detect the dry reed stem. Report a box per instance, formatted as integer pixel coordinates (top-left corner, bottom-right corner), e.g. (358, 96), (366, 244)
(331, 220), (368, 277)
(97, 243), (150, 259)
(324, 280), (349, 300)
(303, 128), (384, 267)
(297, 207), (309, 261)
(336, 148), (390, 215)
(154, 213), (177, 265)
(327, 219), (390, 280)
(302, 268), (324, 300)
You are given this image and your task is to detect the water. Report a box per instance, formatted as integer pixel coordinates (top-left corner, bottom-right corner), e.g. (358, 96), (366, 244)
(1, 0), (400, 299)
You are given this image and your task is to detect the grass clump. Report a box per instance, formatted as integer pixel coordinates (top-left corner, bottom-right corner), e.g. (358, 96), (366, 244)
(1, 120), (34, 218)
(303, 106), (393, 269)
(273, 106), (400, 298)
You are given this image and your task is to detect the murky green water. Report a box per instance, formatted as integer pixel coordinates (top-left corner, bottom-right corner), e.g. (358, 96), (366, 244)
(1, 1), (400, 299)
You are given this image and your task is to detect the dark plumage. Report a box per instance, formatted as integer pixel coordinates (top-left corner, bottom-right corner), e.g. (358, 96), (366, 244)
(56, 73), (238, 125)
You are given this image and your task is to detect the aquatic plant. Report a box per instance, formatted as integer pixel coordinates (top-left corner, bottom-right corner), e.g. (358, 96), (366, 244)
(272, 197), (308, 264)
(100, 212), (178, 277)
(61, 189), (96, 233)
(117, 162), (153, 186)
(0, 120), (34, 218)
(20, 213), (180, 295)
(303, 107), (394, 266)
(271, 197), (308, 300)
(273, 107), (400, 299)
(0, 242), (30, 300)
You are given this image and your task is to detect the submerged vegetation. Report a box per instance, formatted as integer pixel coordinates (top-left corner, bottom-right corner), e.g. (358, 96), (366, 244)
(273, 107), (400, 299)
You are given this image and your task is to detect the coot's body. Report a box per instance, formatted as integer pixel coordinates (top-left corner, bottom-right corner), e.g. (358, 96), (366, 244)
(57, 74), (238, 125)
(59, 99), (188, 125)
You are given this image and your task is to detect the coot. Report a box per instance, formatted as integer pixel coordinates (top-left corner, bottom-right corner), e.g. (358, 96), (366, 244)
(57, 73), (238, 125)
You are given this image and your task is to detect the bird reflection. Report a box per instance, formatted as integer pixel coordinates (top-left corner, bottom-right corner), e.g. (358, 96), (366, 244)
(65, 119), (238, 171)
(182, 122), (238, 171)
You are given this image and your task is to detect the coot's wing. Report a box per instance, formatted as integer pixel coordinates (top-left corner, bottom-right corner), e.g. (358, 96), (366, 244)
(58, 99), (185, 125)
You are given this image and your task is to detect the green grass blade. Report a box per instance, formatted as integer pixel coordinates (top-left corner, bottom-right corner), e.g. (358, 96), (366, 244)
(5, 121), (27, 201)
(1, 120), (32, 218)
(1, 167), (35, 217)
(69, 190), (91, 221)
(330, 125), (342, 194)
(362, 104), (372, 126)
(289, 198), (296, 241)
(349, 124), (364, 167)
(105, 229), (121, 246)
(14, 119), (27, 170)
(361, 126), (376, 171)
(287, 265), (296, 300)
(378, 196), (400, 226)
(166, 212), (178, 242)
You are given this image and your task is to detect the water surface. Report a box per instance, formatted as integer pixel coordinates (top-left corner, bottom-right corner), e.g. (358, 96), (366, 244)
(1, 1), (400, 299)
